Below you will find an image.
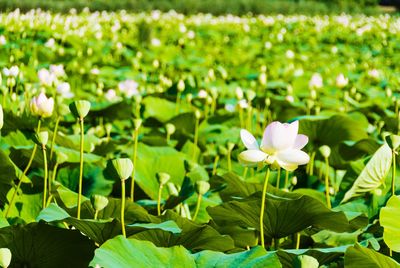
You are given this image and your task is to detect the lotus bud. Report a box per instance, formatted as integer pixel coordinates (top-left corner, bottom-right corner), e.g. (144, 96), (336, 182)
(157, 172), (171, 186)
(235, 87), (244, 100)
(350, 87), (357, 96)
(386, 87), (392, 98)
(385, 134), (400, 151)
(91, 195), (109, 211)
(246, 90), (256, 102)
(35, 131), (49, 146)
(0, 248), (11, 268)
(355, 93), (362, 101)
(265, 97), (271, 107)
(306, 99), (314, 109)
(30, 92), (54, 118)
(165, 123), (176, 135)
(111, 158), (133, 181)
(259, 72), (267, 86)
(217, 145), (228, 155)
(194, 110), (201, 120)
(167, 182), (179, 197)
(186, 93), (193, 103)
(69, 100), (91, 119)
(291, 176), (298, 186)
(133, 118), (142, 130)
(310, 89), (317, 100)
(287, 84), (294, 95)
(319, 145), (331, 158)
(196, 181), (210, 195)
(105, 123), (112, 135)
(177, 80), (185, 92)
(227, 142), (235, 151)
(0, 104), (3, 130)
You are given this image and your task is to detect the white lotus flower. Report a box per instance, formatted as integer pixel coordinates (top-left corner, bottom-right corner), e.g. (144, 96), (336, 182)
(3, 66), (19, 77)
(38, 68), (56, 86)
(336, 73), (349, 88)
(118, 80), (139, 98)
(238, 121), (309, 171)
(309, 73), (323, 90)
(56, 82), (74, 98)
(50, 64), (65, 77)
(30, 92), (54, 118)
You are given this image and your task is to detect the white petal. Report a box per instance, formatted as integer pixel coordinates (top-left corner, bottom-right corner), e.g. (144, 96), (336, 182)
(293, 134), (308, 150)
(261, 121), (299, 152)
(238, 150), (267, 166)
(276, 149), (310, 166)
(240, 129), (259, 150)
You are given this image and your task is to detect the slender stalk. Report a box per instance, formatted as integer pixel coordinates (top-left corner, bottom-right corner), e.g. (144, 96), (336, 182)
(49, 116), (60, 160)
(166, 133), (171, 144)
(121, 179), (126, 237)
(276, 167), (281, 189)
(284, 170), (289, 189)
(157, 184), (163, 216)
(243, 167), (248, 179)
(295, 233), (301, 249)
(130, 128), (139, 200)
(42, 144), (48, 209)
(324, 157), (331, 209)
(175, 92), (181, 114)
(260, 168), (270, 248)
(308, 151), (316, 176)
(192, 118), (199, 161)
(246, 106), (252, 131)
(50, 162), (59, 191)
(5, 119), (41, 217)
(192, 194), (202, 221)
(94, 210), (99, 220)
(212, 155), (219, 176)
(392, 150), (396, 196)
(77, 117), (84, 219)
(239, 107), (244, 128)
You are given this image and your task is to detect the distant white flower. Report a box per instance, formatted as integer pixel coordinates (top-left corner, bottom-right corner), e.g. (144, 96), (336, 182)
(105, 89), (118, 101)
(118, 80), (139, 98)
(238, 99), (248, 109)
(368, 69), (380, 80)
(225, 103), (236, 113)
(239, 121), (309, 171)
(285, 95), (294, 103)
(3, 66), (19, 77)
(187, 30), (195, 39)
(286, 50), (295, 59)
(45, 38), (55, 48)
(50, 64), (65, 77)
(198, 89), (208, 99)
(336, 73), (349, 88)
(57, 82), (74, 98)
(38, 68), (56, 87)
(264, 41), (272, 50)
(309, 73), (323, 89)
(90, 68), (100, 75)
(151, 38), (161, 47)
(0, 35), (6, 45)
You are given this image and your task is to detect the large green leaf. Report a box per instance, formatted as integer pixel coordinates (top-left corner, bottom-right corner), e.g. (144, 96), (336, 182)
(344, 244), (400, 268)
(342, 143), (392, 203)
(90, 236), (196, 268)
(90, 235), (282, 268)
(0, 222), (95, 268)
(380, 195), (400, 252)
(143, 96), (177, 122)
(208, 191), (354, 242)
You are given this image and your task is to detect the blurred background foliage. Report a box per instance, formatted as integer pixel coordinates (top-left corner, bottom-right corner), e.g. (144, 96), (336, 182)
(0, 0), (397, 15)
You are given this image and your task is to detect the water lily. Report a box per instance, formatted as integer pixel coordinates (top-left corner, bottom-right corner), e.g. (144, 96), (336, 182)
(118, 79), (139, 98)
(38, 68), (56, 87)
(2, 66), (19, 77)
(309, 73), (323, 90)
(56, 82), (74, 99)
(239, 121), (309, 171)
(30, 92), (54, 118)
(336, 73), (349, 88)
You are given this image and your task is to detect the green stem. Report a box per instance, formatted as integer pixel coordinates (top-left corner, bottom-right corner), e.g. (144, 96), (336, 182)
(325, 157), (331, 209)
(5, 119), (41, 217)
(49, 116), (60, 161)
(284, 170), (289, 189)
(260, 168), (270, 248)
(94, 210), (99, 220)
(392, 151), (396, 196)
(227, 149), (232, 172)
(212, 155), (219, 176)
(239, 107), (244, 128)
(192, 118), (199, 162)
(308, 151), (316, 176)
(157, 185), (163, 216)
(295, 233), (301, 249)
(77, 117), (84, 219)
(42, 144), (48, 209)
(121, 179), (126, 237)
(276, 167), (281, 189)
(243, 167), (248, 179)
(175, 92), (181, 114)
(130, 128), (139, 201)
(192, 194), (202, 221)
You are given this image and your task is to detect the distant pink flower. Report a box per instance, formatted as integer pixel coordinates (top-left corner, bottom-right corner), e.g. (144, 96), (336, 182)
(239, 121), (309, 171)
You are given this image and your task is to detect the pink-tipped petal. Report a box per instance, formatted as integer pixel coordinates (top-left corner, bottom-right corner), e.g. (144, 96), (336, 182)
(240, 129), (259, 150)
(262, 121), (299, 152)
(276, 149), (310, 166)
(238, 149), (267, 166)
(293, 134), (309, 150)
